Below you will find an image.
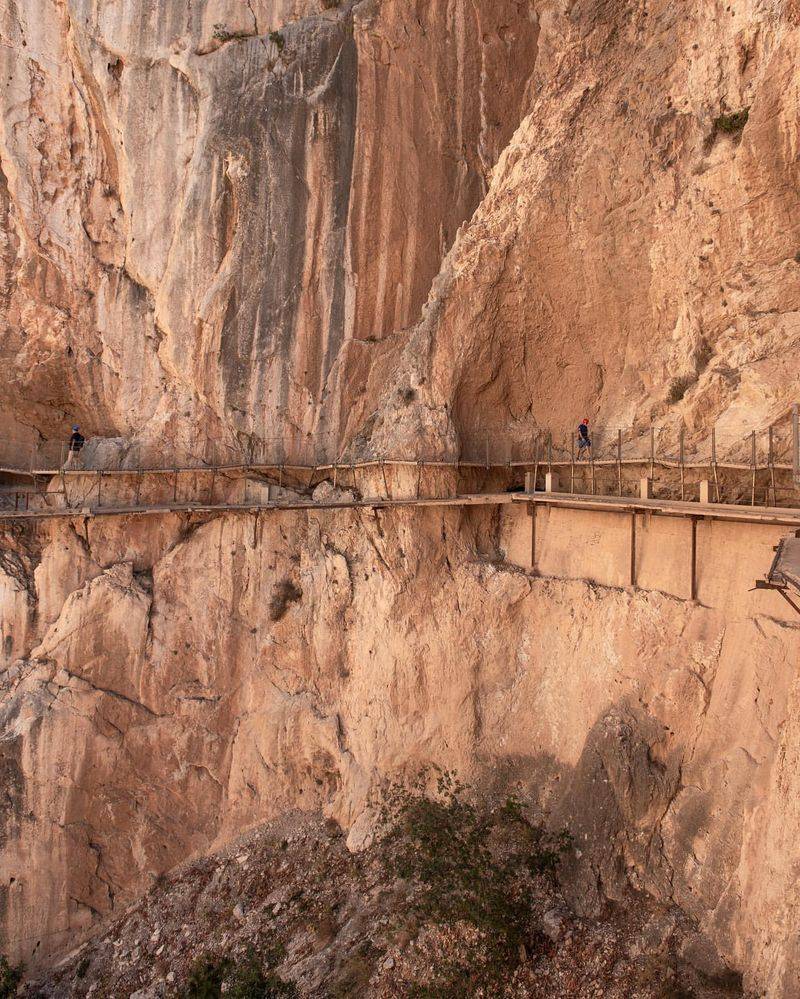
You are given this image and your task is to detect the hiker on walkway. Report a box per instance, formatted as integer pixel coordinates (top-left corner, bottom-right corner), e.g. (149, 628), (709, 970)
(577, 418), (592, 460)
(64, 425), (85, 468)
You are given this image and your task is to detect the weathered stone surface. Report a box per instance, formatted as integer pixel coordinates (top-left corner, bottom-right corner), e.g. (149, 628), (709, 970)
(1, 503), (799, 996)
(1, 0), (799, 995)
(0, 0), (538, 457)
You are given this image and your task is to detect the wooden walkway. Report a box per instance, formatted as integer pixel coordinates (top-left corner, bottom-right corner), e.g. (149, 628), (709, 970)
(0, 492), (516, 523)
(2, 485), (800, 527)
(511, 492), (800, 528)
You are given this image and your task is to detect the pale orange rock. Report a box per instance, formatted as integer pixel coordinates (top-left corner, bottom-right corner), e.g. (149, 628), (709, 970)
(1, 1), (800, 996)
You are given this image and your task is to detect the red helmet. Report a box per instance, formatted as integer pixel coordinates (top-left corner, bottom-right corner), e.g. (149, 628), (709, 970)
(582, 418), (589, 424)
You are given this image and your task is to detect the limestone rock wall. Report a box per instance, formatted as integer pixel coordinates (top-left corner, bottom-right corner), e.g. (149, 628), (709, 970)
(0, 0), (538, 455)
(1, 503), (799, 995)
(361, 0), (800, 460)
(2, 0), (800, 996)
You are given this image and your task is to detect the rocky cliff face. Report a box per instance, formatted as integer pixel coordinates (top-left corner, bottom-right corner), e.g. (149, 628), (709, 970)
(0, 0), (537, 456)
(1, 0), (800, 996)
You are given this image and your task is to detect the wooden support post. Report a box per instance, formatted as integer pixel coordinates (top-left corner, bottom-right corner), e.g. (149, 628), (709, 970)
(794, 404), (800, 485)
(570, 436), (575, 494)
(751, 430), (757, 506)
(530, 503), (537, 575)
(547, 432), (553, 474)
(617, 429), (622, 496)
(650, 425), (655, 479)
(381, 460), (390, 499)
(640, 477), (652, 499)
(525, 471), (535, 494)
(532, 435), (540, 494)
(679, 429), (685, 501)
(699, 480), (712, 504)
(629, 512), (636, 588)
(712, 425), (720, 503)
(690, 517), (698, 602)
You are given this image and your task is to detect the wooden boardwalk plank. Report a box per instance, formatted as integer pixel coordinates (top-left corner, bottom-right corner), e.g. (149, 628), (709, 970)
(512, 492), (800, 527)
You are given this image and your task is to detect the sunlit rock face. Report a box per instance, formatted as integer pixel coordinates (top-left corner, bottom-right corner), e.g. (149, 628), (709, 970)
(0, 0), (538, 458)
(1, 0), (800, 996)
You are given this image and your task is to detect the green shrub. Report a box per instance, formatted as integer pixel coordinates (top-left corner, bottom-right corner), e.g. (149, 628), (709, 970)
(0, 955), (23, 999)
(667, 375), (695, 404)
(180, 952), (295, 999)
(376, 770), (571, 995)
(714, 108), (749, 134)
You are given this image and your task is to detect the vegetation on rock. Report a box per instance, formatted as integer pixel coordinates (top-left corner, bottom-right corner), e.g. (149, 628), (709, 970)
(713, 109), (750, 134)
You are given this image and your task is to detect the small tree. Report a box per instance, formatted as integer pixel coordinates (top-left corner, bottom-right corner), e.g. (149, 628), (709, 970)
(0, 955), (23, 999)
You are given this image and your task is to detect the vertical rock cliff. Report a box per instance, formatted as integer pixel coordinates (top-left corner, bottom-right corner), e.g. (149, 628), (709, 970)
(1, 1), (800, 996)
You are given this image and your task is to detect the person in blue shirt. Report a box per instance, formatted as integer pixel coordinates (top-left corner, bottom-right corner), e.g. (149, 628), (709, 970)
(64, 425), (85, 468)
(577, 418), (592, 460)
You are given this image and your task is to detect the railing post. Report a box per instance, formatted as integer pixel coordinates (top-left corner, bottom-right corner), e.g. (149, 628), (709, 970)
(570, 434), (575, 494)
(751, 430), (757, 506)
(793, 404), (800, 485)
(649, 425), (655, 480)
(485, 430), (490, 469)
(547, 432), (552, 474)
(617, 429), (622, 496)
(679, 429), (685, 501)
(381, 460), (389, 499)
(711, 425), (720, 503)
(769, 426), (776, 506)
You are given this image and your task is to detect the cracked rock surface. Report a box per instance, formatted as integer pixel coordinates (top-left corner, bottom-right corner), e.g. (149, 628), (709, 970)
(1, 0), (800, 996)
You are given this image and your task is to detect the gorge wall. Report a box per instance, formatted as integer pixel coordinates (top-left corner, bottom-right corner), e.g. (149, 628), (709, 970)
(1, 0), (800, 996)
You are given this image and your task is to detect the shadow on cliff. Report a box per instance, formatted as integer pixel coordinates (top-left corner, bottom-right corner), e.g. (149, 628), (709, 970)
(480, 698), (743, 992)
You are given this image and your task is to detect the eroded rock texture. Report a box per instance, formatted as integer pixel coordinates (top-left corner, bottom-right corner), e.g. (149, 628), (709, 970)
(0, 0), (537, 455)
(1, 0), (800, 996)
